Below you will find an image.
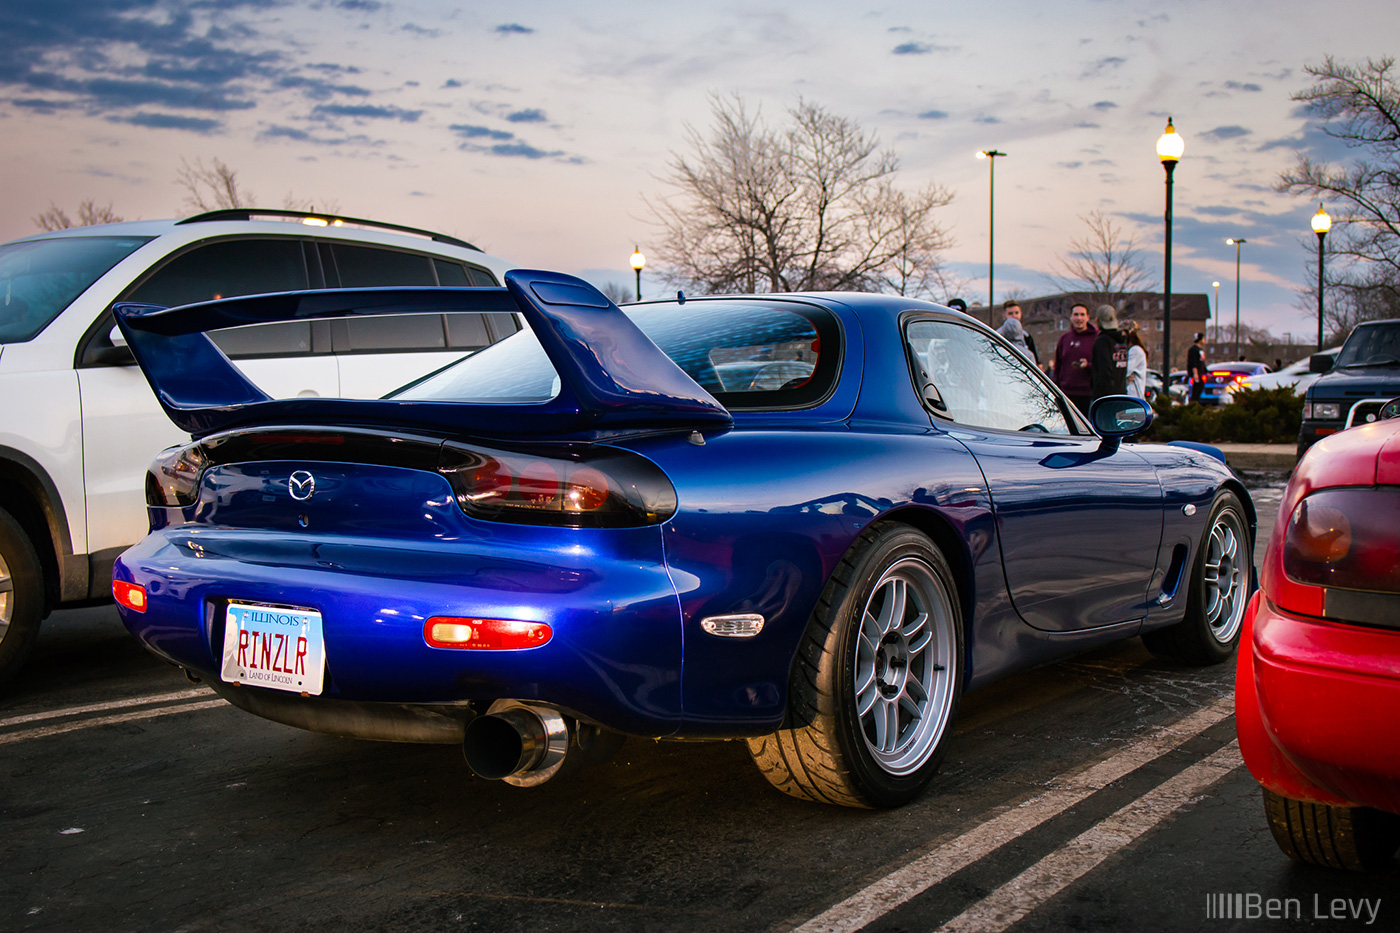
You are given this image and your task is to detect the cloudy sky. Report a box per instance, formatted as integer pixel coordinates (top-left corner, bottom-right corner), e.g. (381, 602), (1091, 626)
(2, 0), (1394, 336)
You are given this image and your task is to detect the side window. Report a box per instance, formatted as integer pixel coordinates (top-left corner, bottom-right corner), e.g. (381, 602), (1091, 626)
(331, 244), (436, 287)
(125, 239), (313, 359)
(445, 314), (491, 349)
(906, 320), (1071, 434)
(127, 239), (308, 306)
(340, 314), (447, 351)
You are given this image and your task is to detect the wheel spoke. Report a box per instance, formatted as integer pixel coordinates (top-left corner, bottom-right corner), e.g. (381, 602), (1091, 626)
(879, 579), (907, 635)
(857, 681), (880, 717)
(861, 610), (882, 650)
(899, 691), (923, 721)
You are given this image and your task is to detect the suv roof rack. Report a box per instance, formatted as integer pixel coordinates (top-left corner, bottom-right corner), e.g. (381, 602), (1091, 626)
(177, 209), (481, 252)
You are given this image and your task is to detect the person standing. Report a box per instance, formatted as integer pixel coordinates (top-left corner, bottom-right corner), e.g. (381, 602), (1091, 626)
(1123, 322), (1149, 399)
(1187, 333), (1208, 404)
(1001, 301), (1040, 367)
(996, 315), (1036, 364)
(1090, 304), (1128, 400)
(1053, 302), (1097, 415)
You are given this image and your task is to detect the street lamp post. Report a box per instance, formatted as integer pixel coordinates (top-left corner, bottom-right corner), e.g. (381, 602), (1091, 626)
(1312, 203), (1331, 351)
(1227, 237), (1246, 360)
(1212, 281), (1221, 346)
(1156, 118), (1184, 372)
(977, 149), (1006, 314)
(630, 246), (646, 302)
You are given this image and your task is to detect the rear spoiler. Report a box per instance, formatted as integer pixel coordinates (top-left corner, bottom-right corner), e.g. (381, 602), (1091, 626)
(114, 269), (732, 439)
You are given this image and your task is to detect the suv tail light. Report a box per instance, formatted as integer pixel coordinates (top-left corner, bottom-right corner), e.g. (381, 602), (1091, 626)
(146, 443), (208, 507)
(439, 442), (676, 528)
(1283, 488), (1400, 594)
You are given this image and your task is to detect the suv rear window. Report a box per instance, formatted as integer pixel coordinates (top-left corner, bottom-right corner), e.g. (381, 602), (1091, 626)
(0, 236), (151, 343)
(396, 299), (839, 409)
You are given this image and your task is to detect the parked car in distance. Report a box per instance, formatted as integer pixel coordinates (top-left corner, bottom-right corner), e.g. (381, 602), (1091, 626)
(112, 270), (1255, 809)
(1199, 361), (1270, 405)
(1238, 396), (1400, 870)
(1228, 347), (1340, 398)
(1298, 319), (1400, 456)
(0, 209), (518, 684)
(1168, 370), (1189, 404)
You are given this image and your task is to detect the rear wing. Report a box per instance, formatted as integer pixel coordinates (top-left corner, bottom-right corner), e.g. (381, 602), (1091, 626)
(114, 269), (732, 439)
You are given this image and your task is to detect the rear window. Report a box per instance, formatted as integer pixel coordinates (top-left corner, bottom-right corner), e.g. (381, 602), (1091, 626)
(0, 235), (151, 343)
(395, 299), (839, 408)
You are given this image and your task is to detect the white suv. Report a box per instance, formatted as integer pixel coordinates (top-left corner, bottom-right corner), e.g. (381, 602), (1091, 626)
(0, 210), (519, 683)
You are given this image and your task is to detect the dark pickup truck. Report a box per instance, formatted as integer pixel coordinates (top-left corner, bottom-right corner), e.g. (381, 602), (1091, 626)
(1298, 318), (1400, 455)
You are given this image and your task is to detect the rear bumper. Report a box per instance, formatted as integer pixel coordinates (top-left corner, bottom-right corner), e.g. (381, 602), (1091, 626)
(1237, 593), (1400, 813)
(114, 526), (686, 737)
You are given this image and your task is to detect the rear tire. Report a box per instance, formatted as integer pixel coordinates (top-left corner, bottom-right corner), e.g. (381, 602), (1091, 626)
(1263, 788), (1400, 871)
(748, 524), (963, 808)
(0, 507), (45, 687)
(1143, 490), (1250, 664)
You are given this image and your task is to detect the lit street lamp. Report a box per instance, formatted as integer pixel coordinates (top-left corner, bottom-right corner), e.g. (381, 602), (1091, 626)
(1311, 203), (1331, 351)
(977, 149), (1006, 313)
(1156, 118), (1184, 372)
(630, 246), (646, 302)
(1227, 237), (1247, 360)
(1212, 281), (1221, 345)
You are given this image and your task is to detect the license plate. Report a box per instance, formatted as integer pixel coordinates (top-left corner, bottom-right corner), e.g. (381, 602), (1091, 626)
(220, 602), (326, 695)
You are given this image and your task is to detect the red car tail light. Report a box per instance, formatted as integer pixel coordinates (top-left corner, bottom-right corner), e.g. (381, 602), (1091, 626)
(145, 443), (208, 507)
(424, 617), (552, 650)
(113, 580), (148, 613)
(1283, 488), (1400, 594)
(439, 442), (676, 528)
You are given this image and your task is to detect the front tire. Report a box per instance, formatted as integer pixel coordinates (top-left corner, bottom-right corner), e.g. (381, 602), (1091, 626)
(748, 524), (963, 808)
(0, 507), (45, 686)
(1264, 789), (1400, 871)
(1143, 490), (1251, 664)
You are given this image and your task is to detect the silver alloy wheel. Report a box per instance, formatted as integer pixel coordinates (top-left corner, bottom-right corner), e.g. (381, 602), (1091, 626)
(853, 556), (958, 776)
(1203, 508), (1248, 644)
(0, 551), (11, 638)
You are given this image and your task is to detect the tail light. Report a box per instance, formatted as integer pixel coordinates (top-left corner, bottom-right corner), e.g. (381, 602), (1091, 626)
(424, 617), (552, 650)
(1283, 488), (1400, 594)
(146, 443), (208, 507)
(438, 442), (676, 528)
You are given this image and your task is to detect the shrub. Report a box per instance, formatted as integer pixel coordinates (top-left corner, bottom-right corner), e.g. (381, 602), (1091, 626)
(1143, 386), (1302, 443)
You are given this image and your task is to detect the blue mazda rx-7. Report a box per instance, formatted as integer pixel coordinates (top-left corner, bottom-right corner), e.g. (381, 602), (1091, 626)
(112, 270), (1253, 808)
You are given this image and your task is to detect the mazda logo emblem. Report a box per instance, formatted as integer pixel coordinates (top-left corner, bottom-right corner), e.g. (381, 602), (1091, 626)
(288, 471), (316, 501)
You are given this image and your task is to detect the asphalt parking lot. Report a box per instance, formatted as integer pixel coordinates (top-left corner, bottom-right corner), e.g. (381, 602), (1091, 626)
(4, 470), (1395, 933)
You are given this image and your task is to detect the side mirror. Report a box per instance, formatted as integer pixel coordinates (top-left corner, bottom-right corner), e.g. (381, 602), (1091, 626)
(1089, 395), (1154, 449)
(1381, 397), (1400, 421)
(1309, 352), (1335, 374)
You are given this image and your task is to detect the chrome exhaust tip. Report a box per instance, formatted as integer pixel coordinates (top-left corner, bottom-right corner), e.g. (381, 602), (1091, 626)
(462, 700), (569, 787)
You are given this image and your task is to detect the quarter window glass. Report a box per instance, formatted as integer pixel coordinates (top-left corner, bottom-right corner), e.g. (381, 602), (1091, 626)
(331, 244), (435, 287)
(0, 235), (151, 343)
(467, 267), (498, 287)
(343, 313), (446, 351)
(485, 312), (520, 339)
(127, 239), (308, 307)
(906, 320), (1070, 434)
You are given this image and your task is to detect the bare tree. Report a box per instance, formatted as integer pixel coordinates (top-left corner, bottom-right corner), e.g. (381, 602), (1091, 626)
(1050, 210), (1156, 303)
(597, 281), (635, 305)
(33, 199), (123, 231)
(177, 157), (252, 213)
(1278, 57), (1400, 329)
(647, 95), (954, 296)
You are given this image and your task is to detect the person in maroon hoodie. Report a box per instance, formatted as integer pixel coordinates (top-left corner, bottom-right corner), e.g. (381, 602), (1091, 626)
(1052, 302), (1097, 416)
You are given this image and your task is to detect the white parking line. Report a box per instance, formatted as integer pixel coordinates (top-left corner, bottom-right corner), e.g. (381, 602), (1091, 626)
(790, 696), (1235, 933)
(938, 742), (1243, 932)
(0, 698), (228, 745)
(0, 687), (211, 729)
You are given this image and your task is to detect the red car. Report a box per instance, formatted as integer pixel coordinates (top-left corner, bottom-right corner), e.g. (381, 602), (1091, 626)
(1238, 397), (1400, 870)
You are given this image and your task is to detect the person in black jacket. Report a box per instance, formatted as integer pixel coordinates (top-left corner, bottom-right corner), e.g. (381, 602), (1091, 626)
(1187, 333), (1207, 404)
(1090, 304), (1128, 400)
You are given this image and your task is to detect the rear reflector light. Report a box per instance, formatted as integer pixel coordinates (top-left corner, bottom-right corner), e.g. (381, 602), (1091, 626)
(113, 580), (148, 613)
(424, 617), (553, 650)
(439, 441), (676, 528)
(1284, 488), (1400, 594)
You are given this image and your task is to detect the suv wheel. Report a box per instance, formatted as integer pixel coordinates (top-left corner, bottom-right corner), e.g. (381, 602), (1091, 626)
(0, 507), (45, 686)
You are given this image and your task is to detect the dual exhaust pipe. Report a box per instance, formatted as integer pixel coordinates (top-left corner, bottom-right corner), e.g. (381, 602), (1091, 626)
(462, 699), (621, 787)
